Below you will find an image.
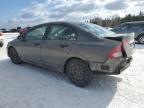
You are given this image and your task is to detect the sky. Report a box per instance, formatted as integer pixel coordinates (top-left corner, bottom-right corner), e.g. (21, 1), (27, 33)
(0, 0), (144, 28)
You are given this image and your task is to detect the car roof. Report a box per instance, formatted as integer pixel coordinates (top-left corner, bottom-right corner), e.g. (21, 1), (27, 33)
(31, 21), (88, 30)
(34, 21), (87, 26)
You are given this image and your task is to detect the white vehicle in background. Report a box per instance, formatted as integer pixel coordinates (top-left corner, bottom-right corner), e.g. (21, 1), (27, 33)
(0, 31), (4, 47)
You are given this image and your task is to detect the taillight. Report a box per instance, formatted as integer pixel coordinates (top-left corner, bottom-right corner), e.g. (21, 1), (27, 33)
(108, 43), (122, 59)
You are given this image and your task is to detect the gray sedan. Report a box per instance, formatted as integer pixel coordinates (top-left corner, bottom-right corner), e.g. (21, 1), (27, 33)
(7, 22), (135, 87)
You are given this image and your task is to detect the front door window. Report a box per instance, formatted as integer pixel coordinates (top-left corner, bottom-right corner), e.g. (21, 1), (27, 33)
(25, 26), (47, 40)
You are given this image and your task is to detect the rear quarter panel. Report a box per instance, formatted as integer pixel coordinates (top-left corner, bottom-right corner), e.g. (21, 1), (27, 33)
(65, 39), (120, 64)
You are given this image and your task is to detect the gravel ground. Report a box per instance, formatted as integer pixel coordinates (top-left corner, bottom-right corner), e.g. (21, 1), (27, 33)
(0, 33), (144, 108)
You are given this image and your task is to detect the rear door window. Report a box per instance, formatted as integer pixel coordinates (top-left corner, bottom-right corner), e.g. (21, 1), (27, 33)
(46, 24), (77, 41)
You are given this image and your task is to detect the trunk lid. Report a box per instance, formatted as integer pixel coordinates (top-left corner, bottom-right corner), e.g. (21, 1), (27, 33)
(105, 33), (135, 58)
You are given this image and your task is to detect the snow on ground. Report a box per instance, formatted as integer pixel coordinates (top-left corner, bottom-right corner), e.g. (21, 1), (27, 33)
(0, 34), (144, 108)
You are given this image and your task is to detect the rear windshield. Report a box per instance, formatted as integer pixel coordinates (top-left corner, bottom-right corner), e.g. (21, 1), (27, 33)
(77, 23), (115, 38)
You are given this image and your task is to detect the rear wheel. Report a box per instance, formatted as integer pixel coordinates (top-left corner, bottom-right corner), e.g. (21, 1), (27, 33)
(137, 35), (144, 44)
(9, 47), (22, 64)
(66, 59), (93, 87)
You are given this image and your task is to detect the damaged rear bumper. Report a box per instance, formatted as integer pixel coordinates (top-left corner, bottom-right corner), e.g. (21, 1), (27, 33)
(89, 57), (133, 75)
(114, 57), (132, 74)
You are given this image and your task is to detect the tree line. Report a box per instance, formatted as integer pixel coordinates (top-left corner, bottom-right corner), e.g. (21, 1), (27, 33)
(87, 11), (144, 27)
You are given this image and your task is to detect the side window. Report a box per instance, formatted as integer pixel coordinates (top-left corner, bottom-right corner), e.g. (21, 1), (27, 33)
(47, 25), (77, 40)
(25, 26), (47, 40)
(128, 24), (141, 31)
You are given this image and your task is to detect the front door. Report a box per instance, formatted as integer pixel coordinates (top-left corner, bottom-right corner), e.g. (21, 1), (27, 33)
(18, 25), (47, 65)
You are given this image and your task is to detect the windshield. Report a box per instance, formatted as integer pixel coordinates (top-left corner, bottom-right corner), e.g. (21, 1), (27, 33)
(77, 23), (115, 38)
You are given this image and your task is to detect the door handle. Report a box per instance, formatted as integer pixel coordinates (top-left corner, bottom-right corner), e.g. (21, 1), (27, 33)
(60, 44), (69, 48)
(34, 43), (40, 46)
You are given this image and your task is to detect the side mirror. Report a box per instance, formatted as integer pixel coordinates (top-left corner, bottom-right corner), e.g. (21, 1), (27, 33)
(18, 35), (25, 41)
(18, 35), (22, 40)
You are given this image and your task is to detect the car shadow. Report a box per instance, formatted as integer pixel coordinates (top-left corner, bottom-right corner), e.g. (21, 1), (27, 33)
(85, 74), (121, 108)
(0, 58), (121, 108)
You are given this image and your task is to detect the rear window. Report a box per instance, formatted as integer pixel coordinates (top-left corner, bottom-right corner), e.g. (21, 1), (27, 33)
(77, 23), (115, 38)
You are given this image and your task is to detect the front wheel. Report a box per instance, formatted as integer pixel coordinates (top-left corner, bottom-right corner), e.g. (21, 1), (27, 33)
(137, 35), (144, 44)
(66, 59), (93, 87)
(8, 48), (22, 64)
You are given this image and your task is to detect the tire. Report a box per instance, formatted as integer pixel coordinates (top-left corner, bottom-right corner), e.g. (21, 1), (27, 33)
(8, 47), (22, 64)
(66, 59), (93, 87)
(0, 42), (3, 47)
(137, 35), (144, 44)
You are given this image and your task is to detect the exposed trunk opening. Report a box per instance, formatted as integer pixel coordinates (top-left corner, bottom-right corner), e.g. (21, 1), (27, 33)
(105, 33), (135, 58)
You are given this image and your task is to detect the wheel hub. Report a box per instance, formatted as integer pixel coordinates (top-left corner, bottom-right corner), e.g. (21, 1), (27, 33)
(70, 63), (85, 80)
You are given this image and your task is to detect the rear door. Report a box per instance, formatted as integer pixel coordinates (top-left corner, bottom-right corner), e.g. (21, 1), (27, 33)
(41, 24), (77, 69)
(18, 25), (47, 65)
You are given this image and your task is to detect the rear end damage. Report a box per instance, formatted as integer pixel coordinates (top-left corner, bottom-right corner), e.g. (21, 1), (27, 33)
(90, 33), (135, 74)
